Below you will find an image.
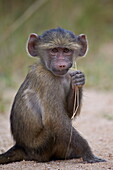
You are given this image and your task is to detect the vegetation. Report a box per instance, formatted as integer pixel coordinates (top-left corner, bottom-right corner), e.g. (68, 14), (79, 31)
(0, 0), (113, 112)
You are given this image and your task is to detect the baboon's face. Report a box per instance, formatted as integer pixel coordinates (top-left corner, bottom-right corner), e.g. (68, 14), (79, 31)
(27, 28), (88, 77)
(46, 47), (74, 76)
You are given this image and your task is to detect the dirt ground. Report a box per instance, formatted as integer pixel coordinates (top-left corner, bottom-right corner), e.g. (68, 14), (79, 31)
(0, 89), (113, 170)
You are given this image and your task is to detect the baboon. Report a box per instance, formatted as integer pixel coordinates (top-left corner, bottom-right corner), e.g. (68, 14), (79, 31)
(0, 28), (105, 164)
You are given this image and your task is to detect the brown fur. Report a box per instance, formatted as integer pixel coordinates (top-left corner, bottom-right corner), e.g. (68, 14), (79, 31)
(38, 39), (81, 50)
(0, 28), (105, 164)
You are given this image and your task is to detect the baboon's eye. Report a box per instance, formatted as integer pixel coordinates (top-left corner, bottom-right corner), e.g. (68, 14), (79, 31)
(63, 48), (70, 53)
(63, 48), (73, 55)
(51, 48), (58, 53)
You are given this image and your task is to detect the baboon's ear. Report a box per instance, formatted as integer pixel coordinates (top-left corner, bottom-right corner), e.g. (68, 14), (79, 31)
(77, 34), (88, 57)
(27, 33), (39, 57)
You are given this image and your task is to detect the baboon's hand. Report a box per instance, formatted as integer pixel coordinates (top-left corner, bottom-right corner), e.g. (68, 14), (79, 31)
(70, 71), (85, 88)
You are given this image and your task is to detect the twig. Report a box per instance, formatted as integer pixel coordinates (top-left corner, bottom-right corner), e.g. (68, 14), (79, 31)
(65, 65), (80, 159)
(71, 86), (79, 119)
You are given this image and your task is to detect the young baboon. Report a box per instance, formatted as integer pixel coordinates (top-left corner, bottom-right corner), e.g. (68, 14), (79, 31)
(0, 28), (105, 164)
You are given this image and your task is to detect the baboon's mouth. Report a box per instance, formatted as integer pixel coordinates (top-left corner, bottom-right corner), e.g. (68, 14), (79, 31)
(52, 69), (69, 76)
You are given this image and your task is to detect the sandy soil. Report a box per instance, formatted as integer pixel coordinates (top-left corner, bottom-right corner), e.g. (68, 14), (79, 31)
(0, 89), (113, 170)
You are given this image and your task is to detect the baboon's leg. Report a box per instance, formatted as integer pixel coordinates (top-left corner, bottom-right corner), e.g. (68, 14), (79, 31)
(0, 145), (26, 164)
(67, 127), (106, 163)
(53, 125), (106, 163)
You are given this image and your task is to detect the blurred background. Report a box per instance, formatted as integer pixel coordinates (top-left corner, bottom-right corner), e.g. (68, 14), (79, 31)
(0, 0), (113, 113)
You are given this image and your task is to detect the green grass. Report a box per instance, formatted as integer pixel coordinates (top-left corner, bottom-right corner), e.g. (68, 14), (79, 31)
(102, 113), (113, 121)
(76, 49), (113, 90)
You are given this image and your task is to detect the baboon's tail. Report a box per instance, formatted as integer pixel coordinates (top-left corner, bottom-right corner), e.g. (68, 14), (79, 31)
(0, 145), (26, 164)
